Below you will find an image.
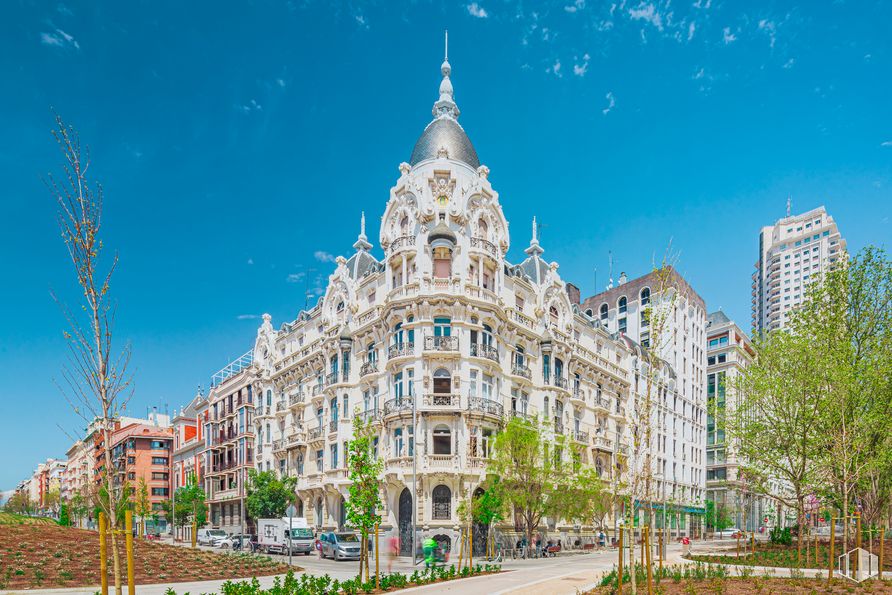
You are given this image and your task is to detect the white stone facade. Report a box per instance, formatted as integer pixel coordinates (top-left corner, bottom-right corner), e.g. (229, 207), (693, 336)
(247, 53), (644, 553)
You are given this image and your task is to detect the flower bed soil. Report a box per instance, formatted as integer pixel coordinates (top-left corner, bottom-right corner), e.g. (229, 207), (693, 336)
(585, 577), (892, 594)
(688, 539), (892, 571)
(0, 523), (293, 590)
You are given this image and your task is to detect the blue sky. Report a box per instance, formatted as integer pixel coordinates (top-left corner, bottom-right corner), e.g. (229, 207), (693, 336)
(1, 0), (890, 490)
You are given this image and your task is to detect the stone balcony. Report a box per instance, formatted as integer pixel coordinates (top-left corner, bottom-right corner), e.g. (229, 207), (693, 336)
(424, 335), (459, 353)
(469, 343), (498, 362)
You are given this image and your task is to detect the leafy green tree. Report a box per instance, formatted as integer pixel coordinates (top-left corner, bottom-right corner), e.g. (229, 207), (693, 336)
(704, 500), (733, 534)
(58, 503), (71, 526)
(728, 328), (825, 562)
(5, 491), (33, 515)
(345, 414), (383, 581)
(134, 478), (152, 537)
(161, 475), (207, 529)
(486, 416), (608, 556)
(246, 469), (297, 520)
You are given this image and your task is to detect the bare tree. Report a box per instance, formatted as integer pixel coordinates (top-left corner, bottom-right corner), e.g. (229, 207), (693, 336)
(47, 114), (133, 595)
(624, 247), (683, 595)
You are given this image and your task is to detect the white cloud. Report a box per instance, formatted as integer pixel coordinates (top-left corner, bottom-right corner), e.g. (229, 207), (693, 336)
(693, 0), (712, 8)
(247, 258), (254, 265)
(548, 60), (563, 77)
(602, 92), (615, 115)
(275, 78), (286, 88)
(239, 99), (262, 113)
(467, 3), (489, 18)
(354, 14), (369, 29)
(722, 27), (737, 44)
(782, 58), (795, 69)
(41, 29), (80, 50)
(314, 250), (336, 263)
(286, 272), (306, 283)
(692, 67), (705, 80)
(564, 0), (585, 13)
(237, 314), (260, 320)
(687, 22), (696, 41)
(573, 53), (590, 77)
(629, 3), (663, 31)
(759, 19), (777, 48)
(881, 141), (892, 147)
(57, 4), (74, 16)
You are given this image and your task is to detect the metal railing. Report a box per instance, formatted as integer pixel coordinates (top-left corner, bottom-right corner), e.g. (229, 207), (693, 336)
(470, 237), (497, 256)
(360, 361), (378, 376)
(470, 343), (498, 361)
(383, 396), (414, 415)
(388, 235), (415, 255)
(511, 363), (532, 379)
(423, 393), (460, 407)
(468, 396), (504, 418)
(388, 342), (414, 359)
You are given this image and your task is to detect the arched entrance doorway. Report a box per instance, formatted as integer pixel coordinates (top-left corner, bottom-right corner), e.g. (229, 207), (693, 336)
(471, 487), (488, 556)
(398, 488), (413, 556)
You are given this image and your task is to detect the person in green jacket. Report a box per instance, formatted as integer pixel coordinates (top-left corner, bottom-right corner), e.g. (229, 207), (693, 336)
(423, 537), (438, 568)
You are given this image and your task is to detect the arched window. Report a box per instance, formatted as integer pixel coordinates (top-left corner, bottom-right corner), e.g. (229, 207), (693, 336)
(618, 297), (628, 314)
(549, 305), (559, 321)
(367, 342), (376, 363)
(640, 287), (651, 306)
(600, 304), (608, 321)
(433, 424), (452, 455)
(433, 246), (452, 278)
(433, 367), (451, 395)
(265, 389), (272, 407)
(400, 216), (409, 236)
(432, 485), (452, 519)
(478, 218), (488, 238)
(584, 308), (593, 318)
(336, 301), (345, 313)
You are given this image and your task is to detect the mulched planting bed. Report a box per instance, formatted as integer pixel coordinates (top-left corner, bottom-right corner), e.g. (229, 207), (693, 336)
(688, 540), (892, 571)
(0, 523), (293, 590)
(586, 578), (892, 594)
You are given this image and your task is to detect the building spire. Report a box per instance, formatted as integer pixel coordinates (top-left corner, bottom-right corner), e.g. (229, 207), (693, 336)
(433, 30), (460, 120)
(525, 215), (544, 257)
(353, 211), (372, 251)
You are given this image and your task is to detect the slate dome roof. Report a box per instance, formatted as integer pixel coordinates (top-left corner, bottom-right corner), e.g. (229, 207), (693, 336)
(409, 117), (480, 169)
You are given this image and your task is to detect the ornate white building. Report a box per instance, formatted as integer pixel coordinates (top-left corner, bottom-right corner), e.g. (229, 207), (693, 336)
(246, 51), (645, 553)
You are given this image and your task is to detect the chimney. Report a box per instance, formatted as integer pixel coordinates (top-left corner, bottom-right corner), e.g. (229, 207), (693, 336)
(618, 271), (627, 286)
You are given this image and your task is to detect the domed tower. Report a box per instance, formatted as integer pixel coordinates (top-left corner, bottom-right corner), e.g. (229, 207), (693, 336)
(380, 34), (509, 298)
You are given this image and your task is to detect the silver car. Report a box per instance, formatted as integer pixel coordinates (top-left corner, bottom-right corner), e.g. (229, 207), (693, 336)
(320, 532), (361, 561)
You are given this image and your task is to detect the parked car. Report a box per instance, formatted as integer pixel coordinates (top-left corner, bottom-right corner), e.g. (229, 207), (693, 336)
(714, 528), (744, 539)
(219, 534), (256, 552)
(319, 532), (361, 561)
(197, 528), (228, 547)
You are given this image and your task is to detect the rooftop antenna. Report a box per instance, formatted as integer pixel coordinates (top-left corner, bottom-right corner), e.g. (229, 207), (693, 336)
(445, 29), (448, 62)
(786, 195), (792, 218)
(594, 268), (597, 295)
(608, 251), (614, 289)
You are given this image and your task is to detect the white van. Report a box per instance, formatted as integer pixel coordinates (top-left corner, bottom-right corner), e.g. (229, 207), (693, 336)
(196, 528), (228, 546)
(257, 518), (315, 555)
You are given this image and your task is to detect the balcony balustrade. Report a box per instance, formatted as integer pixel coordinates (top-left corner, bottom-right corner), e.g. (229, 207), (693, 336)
(308, 426), (325, 442)
(511, 363), (532, 379)
(275, 401), (287, 412)
(311, 384), (324, 397)
(467, 396), (504, 418)
(509, 409), (534, 423)
(388, 235), (416, 255)
(356, 409), (383, 424)
(360, 361), (378, 376)
(329, 419), (339, 433)
(425, 454), (458, 469)
(470, 236), (497, 256)
(510, 308), (535, 329)
(422, 393), (460, 407)
(424, 335), (459, 352)
(574, 430), (590, 444)
(549, 376), (569, 390)
(383, 396), (414, 415)
(325, 372), (339, 386)
(388, 342), (414, 359)
(289, 394), (304, 407)
(470, 343), (498, 362)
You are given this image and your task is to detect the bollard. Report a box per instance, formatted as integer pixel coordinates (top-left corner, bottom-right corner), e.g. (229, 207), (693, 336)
(125, 510), (135, 595)
(618, 527), (624, 594)
(99, 512), (108, 595)
(375, 523), (380, 590)
(828, 517), (835, 582)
